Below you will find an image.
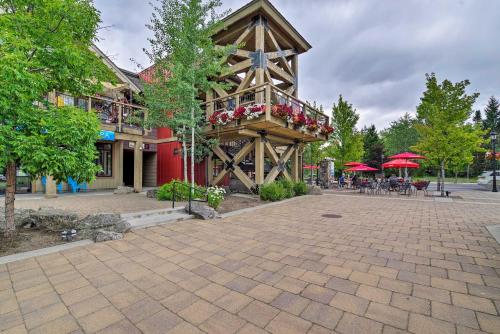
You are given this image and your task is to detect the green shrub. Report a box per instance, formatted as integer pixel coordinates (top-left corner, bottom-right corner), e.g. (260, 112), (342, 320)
(277, 179), (295, 198)
(157, 180), (206, 201)
(293, 181), (308, 196)
(207, 186), (226, 209)
(259, 182), (286, 201)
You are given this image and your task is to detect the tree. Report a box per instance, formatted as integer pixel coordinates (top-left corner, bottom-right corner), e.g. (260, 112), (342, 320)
(413, 73), (485, 196)
(381, 113), (419, 156)
(323, 95), (364, 169)
(144, 0), (231, 188)
(472, 110), (482, 125)
(0, 0), (112, 237)
(362, 124), (385, 169)
(482, 96), (499, 132)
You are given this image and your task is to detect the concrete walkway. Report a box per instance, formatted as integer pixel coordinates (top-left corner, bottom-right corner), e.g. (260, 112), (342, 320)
(1, 193), (499, 333)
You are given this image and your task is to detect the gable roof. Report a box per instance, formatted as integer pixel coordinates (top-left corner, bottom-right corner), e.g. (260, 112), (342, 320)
(90, 44), (142, 93)
(217, 0), (312, 53)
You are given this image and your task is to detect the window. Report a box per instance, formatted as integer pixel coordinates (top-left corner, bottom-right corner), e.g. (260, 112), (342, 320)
(97, 143), (113, 177)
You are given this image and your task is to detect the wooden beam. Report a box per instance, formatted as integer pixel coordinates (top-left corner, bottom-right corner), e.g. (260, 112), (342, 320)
(265, 69), (273, 84)
(237, 69), (255, 91)
(285, 85), (295, 96)
(226, 59), (252, 76)
(291, 55), (298, 97)
(213, 86), (228, 98)
(266, 49), (297, 60)
(265, 29), (294, 75)
(233, 140), (255, 163)
(237, 129), (294, 145)
(290, 147), (299, 181)
(213, 169), (228, 186)
(234, 24), (254, 46)
(232, 167), (255, 190)
(233, 49), (252, 58)
(255, 20), (265, 87)
(264, 142), (279, 164)
(267, 60), (294, 84)
(255, 137), (265, 185)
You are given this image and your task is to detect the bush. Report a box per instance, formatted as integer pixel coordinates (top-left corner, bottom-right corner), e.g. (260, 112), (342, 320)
(157, 180), (206, 201)
(259, 182), (286, 201)
(277, 179), (295, 198)
(293, 181), (308, 196)
(207, 186), (226, 209)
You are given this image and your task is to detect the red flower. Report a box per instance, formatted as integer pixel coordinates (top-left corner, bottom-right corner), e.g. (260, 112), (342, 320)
(233, 106), (246, 119)
(208, 111), (220, 125)
(306, 117), (318, 131)
(320, 124), (334, 135)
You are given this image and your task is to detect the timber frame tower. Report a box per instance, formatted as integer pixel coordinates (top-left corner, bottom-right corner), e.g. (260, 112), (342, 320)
(204, 0), (331, 192)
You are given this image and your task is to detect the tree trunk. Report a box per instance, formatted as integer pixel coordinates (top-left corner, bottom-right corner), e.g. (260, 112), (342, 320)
(436, 169), (441, 191)
(454, 171), (458, 184)
(4, 161), (16, 238)
(191, 107), (195, 191)
(440, 161), (445, 197)
(182, 127), (188, 182)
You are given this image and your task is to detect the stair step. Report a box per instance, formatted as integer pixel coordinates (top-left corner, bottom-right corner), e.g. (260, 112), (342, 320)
(127, 212), (193, 230)
(120, 207), (184, 220)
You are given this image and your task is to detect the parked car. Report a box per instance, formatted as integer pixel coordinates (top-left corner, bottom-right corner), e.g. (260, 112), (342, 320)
(0, 174), (6, 182)
(477, 171), (500, 188)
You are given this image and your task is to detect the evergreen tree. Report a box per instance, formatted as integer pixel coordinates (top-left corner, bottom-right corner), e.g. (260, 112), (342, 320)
(483, 96), (499, 132)
(472, 110), (482, 125)
(362, 125), (385, 169)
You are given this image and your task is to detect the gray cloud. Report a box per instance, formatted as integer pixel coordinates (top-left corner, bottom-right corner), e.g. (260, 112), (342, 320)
(94, 0), (500, 129)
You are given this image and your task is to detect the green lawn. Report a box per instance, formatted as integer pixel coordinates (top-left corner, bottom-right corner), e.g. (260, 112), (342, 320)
(418, 176), (477, 184)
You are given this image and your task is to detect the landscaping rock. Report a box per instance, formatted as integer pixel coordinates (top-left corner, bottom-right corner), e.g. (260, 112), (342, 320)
(78, 213), (131, 239)
(94, 230), (123, 242)
(146, 189), (158, 198)
(308, 185), (323, 195)
(0, 208), (36, 230)
(114, 186), (134, 194)
(26, 207), (79, 231)
(186, 203), (217, 220)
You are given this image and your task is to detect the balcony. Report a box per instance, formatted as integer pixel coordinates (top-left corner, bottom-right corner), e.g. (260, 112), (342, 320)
(88, 96), (148, 136)
(203, 84), (332, 142)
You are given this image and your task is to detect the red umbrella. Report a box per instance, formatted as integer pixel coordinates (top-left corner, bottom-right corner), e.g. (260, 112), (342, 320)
(382, 159), (420, 169)
(389, 152), (425, 160)
(346, 165), (378, 172)
(303, 165), (319, 169)
(344, 162), (366, 167)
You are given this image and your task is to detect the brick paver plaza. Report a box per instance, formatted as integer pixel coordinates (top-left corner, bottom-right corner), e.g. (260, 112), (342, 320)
(1, 193), (500, 333)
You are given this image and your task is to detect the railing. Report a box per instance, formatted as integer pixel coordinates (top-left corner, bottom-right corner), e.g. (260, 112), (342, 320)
(171, 181), (208, 214)
(89, 96), (146, 131)
(203, 83), (330, 130)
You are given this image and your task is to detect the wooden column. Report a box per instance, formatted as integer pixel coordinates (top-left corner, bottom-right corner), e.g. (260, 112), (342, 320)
(207, 153), (214, 186)
(134, 141), (143, 192)
(255, 136), (265, 185)
(291, 55), (298, 98)
(255, 16), (265, 104)
(291, 145), (300, 182)
(45, 175), (58, 198)
(116, 141), (124, 186)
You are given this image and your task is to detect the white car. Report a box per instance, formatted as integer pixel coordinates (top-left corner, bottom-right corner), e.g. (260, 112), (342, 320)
(478, 171), (500, 188)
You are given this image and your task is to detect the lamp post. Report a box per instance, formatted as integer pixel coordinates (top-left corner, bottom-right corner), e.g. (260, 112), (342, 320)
(491, 131), (497, 193)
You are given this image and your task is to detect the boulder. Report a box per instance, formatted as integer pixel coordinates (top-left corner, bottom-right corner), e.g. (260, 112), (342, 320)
(0, 208), (36, 230)
(114, 186), (134, 194)
(78, 213), (131, 239)
(94, 230), (123, 242)
(307, 185), (323, 195)
(27, 207), (79, 231)
(146, 189), (158, 198)
(186, 203), (217, 220)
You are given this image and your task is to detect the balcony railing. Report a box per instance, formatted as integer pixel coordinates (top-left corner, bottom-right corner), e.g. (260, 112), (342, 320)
(203, 83), (331, 137)
(88, 96), (146, 132)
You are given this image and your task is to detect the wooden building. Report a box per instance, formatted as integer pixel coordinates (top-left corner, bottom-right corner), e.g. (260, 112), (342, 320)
(197, 0), (331, 192)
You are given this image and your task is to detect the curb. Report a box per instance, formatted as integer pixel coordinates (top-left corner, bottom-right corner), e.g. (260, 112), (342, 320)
(0, 240), (93, 265)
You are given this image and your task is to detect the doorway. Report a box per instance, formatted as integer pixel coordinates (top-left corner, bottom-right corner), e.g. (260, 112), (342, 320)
(123, 150), (134, 187)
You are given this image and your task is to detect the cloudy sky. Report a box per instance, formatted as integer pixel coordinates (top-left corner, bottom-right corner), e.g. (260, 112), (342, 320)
(94, 0), (500, 129)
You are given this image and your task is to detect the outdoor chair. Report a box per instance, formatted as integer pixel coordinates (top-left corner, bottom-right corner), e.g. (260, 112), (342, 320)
(399, 181), (412, 196)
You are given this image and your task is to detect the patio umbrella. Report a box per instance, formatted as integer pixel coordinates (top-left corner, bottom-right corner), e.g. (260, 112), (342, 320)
(344, 162), (366, 167)
(303, 165), (320, 169)
(388, 152), (425, 160)
(382, 159), (420, 178)
(345, 165), (378, 172)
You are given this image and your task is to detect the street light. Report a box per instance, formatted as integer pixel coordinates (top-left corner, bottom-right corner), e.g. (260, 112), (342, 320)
(491, 131), (498, 193)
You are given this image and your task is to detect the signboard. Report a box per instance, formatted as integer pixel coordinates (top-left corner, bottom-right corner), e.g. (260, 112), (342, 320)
(99, 130), (115, 141)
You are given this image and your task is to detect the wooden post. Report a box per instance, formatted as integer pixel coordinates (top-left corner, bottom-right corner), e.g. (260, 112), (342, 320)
(255, 16), (265, 104)
(291, 55), (298, 98)
(134, 141), (143, 192)
(291, 145), (300, 182)
(116, 141), (124, 186)
(118, 104), (123, 132)
(207, 153), (214, 186)
(265, 85), (271, 121)
(255, 136), (265, 185)
(45, 175), (58, 198)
